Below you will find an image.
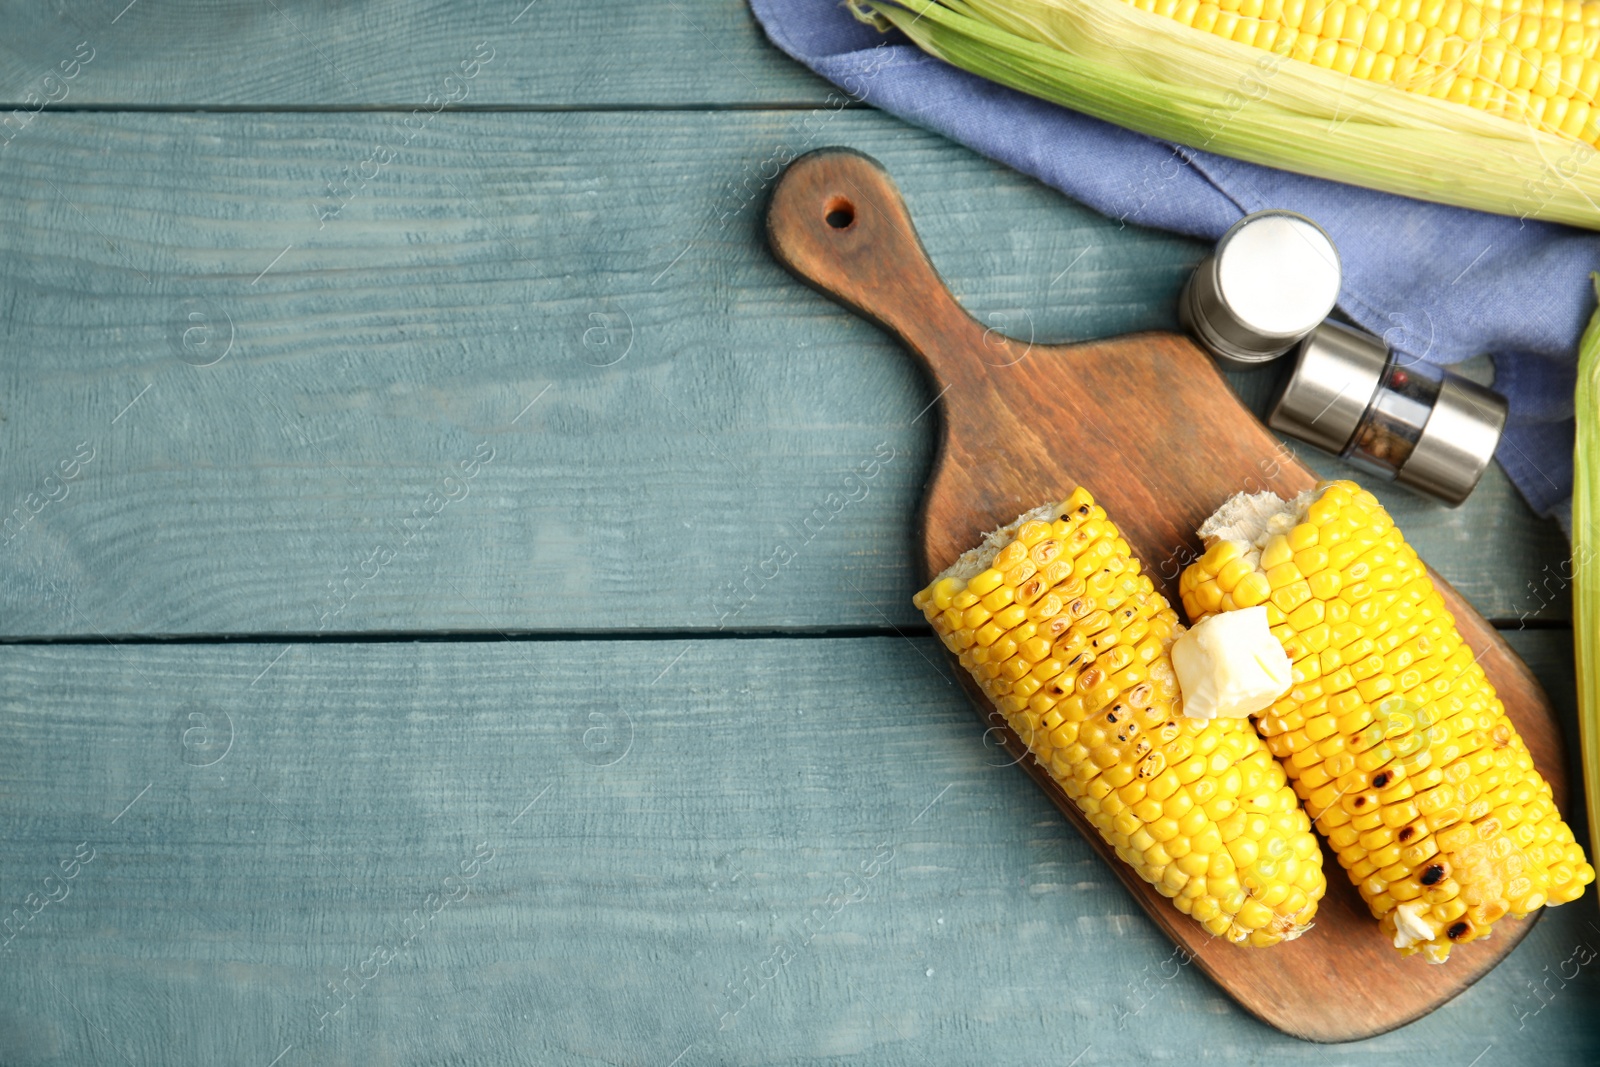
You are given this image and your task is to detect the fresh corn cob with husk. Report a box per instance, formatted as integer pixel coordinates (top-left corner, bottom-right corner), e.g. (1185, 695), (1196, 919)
(914, 487), (1327, 946)
(1179, 480), (1595, 961)
(862, 0), (1600, 228)
(1574, 278), (1600, 883)
(1133, 0), (1600, 143)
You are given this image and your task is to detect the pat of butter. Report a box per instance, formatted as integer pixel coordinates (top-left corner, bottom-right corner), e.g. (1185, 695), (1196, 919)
(1393, 902), (1438, 950)
(1171, 606), (1293, 720)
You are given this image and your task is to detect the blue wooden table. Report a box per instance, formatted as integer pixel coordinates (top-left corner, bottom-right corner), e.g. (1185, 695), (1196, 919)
(0, 3), (1594, 1064)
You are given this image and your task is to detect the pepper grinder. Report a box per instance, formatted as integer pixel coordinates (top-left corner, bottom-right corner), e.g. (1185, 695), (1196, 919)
(1268, 321), (1508, 507)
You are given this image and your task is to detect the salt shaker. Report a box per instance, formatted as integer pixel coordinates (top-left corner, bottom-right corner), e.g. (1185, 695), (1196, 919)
(1180, 210), (1342, 370)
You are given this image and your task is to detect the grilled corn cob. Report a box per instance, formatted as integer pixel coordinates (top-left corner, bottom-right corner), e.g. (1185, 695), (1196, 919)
(1179, 480), (1595, 961)
(914, 487), (1326, 946)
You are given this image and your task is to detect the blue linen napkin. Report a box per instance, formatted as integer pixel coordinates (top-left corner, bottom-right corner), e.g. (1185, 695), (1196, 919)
(749, 0), (1599, 526)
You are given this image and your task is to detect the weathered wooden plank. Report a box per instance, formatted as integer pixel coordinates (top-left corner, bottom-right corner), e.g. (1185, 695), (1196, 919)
(0, 0), (827, 109)
(0, 633), (1592, 1064)
(0, 110), (1567, 636)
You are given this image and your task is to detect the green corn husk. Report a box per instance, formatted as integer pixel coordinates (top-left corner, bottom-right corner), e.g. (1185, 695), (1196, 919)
(1576, 277), (1600, 869)
(863, 0), (1600, 230)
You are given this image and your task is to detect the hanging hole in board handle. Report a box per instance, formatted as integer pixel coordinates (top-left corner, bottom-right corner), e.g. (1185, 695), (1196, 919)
(824, 197), (855, 230)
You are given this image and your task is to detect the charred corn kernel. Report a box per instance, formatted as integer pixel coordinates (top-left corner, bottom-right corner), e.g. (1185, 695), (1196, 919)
(1184, 483), (1594, 960)
(918, 489), (1325, 947)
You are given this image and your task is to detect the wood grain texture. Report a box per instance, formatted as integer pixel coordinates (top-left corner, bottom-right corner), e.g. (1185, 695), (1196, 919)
(0, 635), (1594, 1067)
(765, 148), (1574, 1041)
(0, 0), (826, 107)
(0, 111), (1566, 637)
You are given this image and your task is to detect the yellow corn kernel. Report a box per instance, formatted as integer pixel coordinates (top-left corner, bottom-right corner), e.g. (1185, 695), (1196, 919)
(1260, 535), (1294, 571)
(1216, 557), (1254, 593)
(980, 585), (1016, 613)
(1228, 571), (1270, 608)
(967, 569), (1004, 597)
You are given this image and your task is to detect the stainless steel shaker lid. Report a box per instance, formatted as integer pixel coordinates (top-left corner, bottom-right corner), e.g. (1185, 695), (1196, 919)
(1181, 210), (1342, 369)
(1268, 320), (1388, 455)
(1395, 374), (1508, 507)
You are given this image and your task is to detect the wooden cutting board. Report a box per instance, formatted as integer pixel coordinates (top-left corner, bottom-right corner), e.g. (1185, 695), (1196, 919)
(765, 147), (1570, 1043)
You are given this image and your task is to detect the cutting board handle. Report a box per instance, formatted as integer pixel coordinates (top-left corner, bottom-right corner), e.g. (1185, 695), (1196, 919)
(766, 148), (1019, 392)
